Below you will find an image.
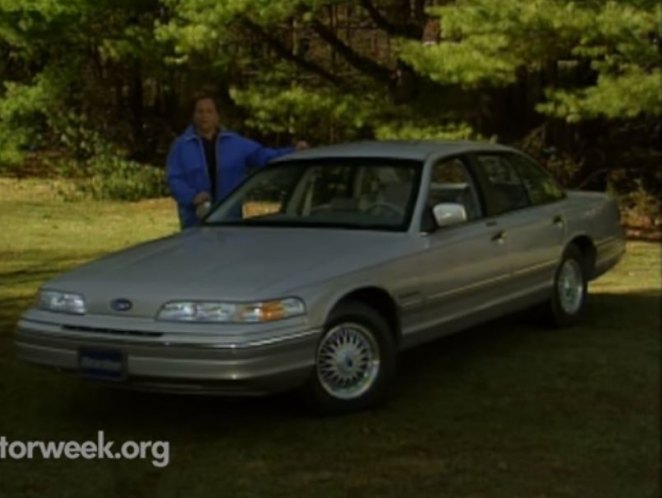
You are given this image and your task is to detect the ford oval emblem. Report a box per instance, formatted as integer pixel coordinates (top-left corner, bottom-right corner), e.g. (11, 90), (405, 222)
(111, 298), (133, 312)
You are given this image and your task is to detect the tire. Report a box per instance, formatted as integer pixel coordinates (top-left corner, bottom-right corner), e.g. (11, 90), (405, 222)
(303, 301), (396, 414)
(545, 244), (589, 327)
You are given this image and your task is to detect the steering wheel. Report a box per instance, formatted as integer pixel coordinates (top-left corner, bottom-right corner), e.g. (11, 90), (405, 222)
(366, 202), (405, 218)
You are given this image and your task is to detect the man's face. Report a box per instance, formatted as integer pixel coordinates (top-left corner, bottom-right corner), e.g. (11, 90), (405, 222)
(193, 98), (220, 134)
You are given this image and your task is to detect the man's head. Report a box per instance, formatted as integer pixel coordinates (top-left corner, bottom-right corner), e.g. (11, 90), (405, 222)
(191, 95), (220, 136)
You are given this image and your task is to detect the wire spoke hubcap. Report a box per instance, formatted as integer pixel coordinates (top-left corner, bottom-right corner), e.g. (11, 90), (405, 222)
(316, 323), (380, 400)
(558, 259), (584, 314)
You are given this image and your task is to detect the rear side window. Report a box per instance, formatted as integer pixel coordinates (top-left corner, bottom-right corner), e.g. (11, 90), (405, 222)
(508, 154), (565, 205)
(473, 155), (529, 215)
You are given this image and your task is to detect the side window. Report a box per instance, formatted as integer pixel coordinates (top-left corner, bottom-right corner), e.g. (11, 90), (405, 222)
(427, 157), (482, 221)
(306, 165), (353, 205)
(474, 155), (529, 215)
(508, 154), (565, 205)
(242, 167), (300, 218)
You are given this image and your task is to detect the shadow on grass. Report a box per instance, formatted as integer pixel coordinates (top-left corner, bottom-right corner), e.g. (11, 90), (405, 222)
(0, 250), (102, 273)
(400, 289), (661, 364)
(0, 297), (33, 325)
(2, 289), (655, 436)
(1, 268), (66, 287)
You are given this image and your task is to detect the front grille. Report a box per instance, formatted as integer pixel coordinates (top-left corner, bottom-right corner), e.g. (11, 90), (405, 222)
(61, 325), (163, 338)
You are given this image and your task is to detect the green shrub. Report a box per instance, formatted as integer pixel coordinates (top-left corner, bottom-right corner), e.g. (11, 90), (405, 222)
(617, 179), (662, 231)
(375, 121), (483, 141)
(58, 157), (168, 201)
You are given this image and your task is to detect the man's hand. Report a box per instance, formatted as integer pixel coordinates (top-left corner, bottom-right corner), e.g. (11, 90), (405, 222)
(193, 191), (211, 206)
(295, 140), (310, 150)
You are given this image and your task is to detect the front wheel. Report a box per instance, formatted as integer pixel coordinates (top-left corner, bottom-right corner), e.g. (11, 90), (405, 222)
(546, 244), (589, 327)
(304, 302), (396, 414)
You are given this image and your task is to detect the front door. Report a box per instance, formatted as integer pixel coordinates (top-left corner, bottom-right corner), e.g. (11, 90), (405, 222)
(414, 156), (512, 336)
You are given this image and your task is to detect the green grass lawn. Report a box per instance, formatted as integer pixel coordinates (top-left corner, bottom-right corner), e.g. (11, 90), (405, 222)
(0, 178), (659, 498)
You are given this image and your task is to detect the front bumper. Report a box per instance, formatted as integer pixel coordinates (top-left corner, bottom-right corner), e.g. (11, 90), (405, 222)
(15, 311), (321, 395)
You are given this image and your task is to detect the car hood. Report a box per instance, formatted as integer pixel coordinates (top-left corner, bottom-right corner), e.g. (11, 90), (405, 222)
(45, 226), (413, 316)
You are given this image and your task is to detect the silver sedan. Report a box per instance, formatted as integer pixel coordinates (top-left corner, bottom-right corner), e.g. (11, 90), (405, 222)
(16, 141), (626, 412)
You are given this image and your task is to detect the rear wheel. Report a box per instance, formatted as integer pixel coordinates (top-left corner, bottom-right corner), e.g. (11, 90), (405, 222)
(304, 302), (396, 414)
(546, 244), (589, 327)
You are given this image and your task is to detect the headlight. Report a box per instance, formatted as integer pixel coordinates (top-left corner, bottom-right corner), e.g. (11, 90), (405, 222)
(38, 290), (87, 315)
(156, 298), (306, 323)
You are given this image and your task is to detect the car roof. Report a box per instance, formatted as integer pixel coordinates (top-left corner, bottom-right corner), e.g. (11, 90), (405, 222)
(271, 140), (514, 163)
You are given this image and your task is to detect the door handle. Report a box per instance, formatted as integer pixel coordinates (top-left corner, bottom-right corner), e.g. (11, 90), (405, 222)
(491, 230), (506, 243)
(552, 215), (564, 226)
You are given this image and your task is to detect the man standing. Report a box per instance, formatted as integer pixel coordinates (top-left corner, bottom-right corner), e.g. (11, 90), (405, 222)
(166, 95), (304, 229)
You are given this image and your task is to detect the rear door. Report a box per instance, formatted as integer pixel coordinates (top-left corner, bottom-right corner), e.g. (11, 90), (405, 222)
(469, 152), (567, 297)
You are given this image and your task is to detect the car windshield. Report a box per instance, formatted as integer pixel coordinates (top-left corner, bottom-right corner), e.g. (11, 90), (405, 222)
(205, 159), (422, 231)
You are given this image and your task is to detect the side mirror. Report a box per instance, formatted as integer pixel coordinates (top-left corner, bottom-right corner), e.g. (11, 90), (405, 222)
(432, 203), (467, 227)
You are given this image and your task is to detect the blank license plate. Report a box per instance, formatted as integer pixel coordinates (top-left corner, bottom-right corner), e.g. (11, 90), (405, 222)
(78, 348), (126, 381)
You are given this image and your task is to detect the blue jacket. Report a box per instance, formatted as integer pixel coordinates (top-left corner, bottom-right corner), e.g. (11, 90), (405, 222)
(166, 126), (293, 228)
